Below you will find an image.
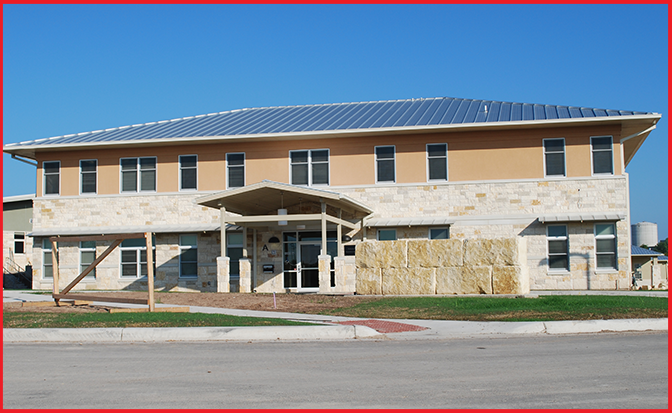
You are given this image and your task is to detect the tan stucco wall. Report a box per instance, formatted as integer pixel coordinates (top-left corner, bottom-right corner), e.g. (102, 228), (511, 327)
(34, 124), (623, 197)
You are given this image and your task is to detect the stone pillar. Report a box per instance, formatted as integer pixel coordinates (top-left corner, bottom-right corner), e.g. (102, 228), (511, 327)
(216, 256), (230, 293)
(334, 256), (356, 293)
(318, 254), (332, 293)
(239, 258), (251, 293)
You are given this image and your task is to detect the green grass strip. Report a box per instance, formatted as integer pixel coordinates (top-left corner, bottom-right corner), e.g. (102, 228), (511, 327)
(3, 311), (316, 329)
(322, 295), (668, 321)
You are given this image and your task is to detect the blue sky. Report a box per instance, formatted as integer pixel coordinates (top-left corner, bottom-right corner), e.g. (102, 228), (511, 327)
(3, 4), (668, 240)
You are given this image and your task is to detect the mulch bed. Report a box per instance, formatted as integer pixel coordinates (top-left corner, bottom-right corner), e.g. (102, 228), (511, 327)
(337, 319), (428, 333)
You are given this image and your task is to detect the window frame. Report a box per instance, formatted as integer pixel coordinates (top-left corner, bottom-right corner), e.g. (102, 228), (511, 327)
(120, 156), (157, 193)
(546, 225), (569, 272)
(79, 159), (98, 195)
(226, 152), (245, 189)
(426, 143), (448, 182)
(14, 232), (25, 254)
(595, 223), (617, 270)
(42, 238), (53, 279)
(289, 149), (330, 187)
(377, 228), (397, 241)
(79, 241), (97, 279)
(179, 155), (198, 191)
(43, 160), (61, 196)
(119, 237), (155, 278)
(590, 136), (614, 176)
(543, 138), (566, 178)
(179, 234), (198, 278)
(429, 227), (450, 240)
(375, 145), (396, 184)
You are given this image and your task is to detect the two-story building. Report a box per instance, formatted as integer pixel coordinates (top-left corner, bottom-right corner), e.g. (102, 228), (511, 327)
(3, 97), (660, 294)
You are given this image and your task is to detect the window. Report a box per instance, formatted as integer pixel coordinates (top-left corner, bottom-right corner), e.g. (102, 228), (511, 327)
(227, 153), (245, 188)
(375, 146), (395, 183)
(543, 138), (566, 177)
(179, 155), (197, 191)
(290, 149), (329, 186)
(429, 228), (449, 240)
(120, 237), (155, 277)
(595, 223), (617, 269)
(591, 136), (614, 175)
(179, 234), (198, 277)
(43, 161), (60, 195)
(14, 233), (25, 254)
(80, 241), (96, 278)
(378, 229), (397, 241)
(427, 143), (448, 181)
(80, 159), (97, 194)
(547, 225), (569, 271)
(121, 157), (156, 192)
(227, 233), (244, 277)
(42, 239), (53, 278)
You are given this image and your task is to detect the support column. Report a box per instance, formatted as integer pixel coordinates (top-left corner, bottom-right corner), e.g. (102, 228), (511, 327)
(337, 209), (343, 257)
(145, 232), (155, 312)
(318, 254), (332, 293)
(216, 256), (230, 293)
(320, 200), (327, 255)
(239, 258), (251, 293)
(252, 228), (257, 291)
(220, 206), (227, 258)
(242, 226), (248, 258)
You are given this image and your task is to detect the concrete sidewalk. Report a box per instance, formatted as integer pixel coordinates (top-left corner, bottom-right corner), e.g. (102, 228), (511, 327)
(3, 290), (668, 342)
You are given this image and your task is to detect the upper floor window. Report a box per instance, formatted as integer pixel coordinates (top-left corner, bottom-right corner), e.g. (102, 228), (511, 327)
(591, 136), (614, 175)
(290, 149), (329, 186)
(543, 138), (566, 177)
(43, 161), (60, 195)
(121, 157), (156, 193)
(375, 146), (395, 183)
(80, 159), (97, 194)
(429, 227), (449, 240)
(227, 153), (245, 189)
(547, 225), (569, 271)
(427, 143), (448, 181)
(179, 155), (197, 191)
(595, 223), (617, 269)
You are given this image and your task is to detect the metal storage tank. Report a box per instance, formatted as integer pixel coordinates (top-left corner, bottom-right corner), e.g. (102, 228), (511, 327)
(631, 222), (659, 247)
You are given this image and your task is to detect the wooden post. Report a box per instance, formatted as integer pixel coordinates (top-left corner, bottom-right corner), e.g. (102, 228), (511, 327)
(51, 239), (59, 304)
(61, 239), (123, 295)
(145, 232), (155, 312)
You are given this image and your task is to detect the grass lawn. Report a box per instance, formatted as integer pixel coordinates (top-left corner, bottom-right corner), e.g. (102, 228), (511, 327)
(2, 312), (316, 329)
(321, 295), (668, 321)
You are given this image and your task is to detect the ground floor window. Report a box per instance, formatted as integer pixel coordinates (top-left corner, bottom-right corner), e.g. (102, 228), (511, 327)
(227, 232), (244, 277)
(547, 225), (569, 271)
(429, 227), (449, 240)
(42, 238), (53, 278)
(378, 229), (397, 241)
(120, 237), (155, 278)
(79, 241), (96, 278)
(14, 232), (25, 254)
(179, 234), (198, 277)
(595, 223), (617, 269)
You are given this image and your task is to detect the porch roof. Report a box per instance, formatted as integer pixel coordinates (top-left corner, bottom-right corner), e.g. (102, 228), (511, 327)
(195, 180), (374, 217)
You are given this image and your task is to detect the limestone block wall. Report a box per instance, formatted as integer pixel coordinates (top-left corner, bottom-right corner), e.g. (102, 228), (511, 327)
(355, 238), (529, 295)
(3, 231), (33, 271)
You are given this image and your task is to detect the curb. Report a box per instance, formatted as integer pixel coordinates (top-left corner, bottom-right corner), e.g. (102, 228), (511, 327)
(2, 325), (383, 343)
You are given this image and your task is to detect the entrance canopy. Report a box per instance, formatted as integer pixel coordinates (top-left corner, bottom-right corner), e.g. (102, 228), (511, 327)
(196, 180), (373, 218)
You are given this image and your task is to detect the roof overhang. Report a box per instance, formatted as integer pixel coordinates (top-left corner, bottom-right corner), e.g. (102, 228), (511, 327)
(4, 113), (661, 161)
(196, 180), (374, 218)
(538, 212), (626, 223)
(28, 223), (238, 237)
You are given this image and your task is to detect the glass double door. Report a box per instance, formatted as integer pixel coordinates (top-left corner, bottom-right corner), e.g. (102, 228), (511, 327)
(283, 231), (336, 291)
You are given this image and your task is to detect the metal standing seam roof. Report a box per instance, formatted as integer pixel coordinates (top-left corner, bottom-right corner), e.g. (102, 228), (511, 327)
(3, 97), (658, 150)
(631, 245), (664, 256)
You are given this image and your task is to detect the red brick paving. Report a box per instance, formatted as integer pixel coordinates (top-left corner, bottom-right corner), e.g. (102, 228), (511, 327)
(337, 319), (428, 334)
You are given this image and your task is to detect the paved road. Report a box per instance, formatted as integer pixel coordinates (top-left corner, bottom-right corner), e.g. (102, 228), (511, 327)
(3, 332), (667, 409)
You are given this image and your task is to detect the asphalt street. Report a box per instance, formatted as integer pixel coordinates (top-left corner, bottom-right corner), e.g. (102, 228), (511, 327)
(3, 332), (667, 409)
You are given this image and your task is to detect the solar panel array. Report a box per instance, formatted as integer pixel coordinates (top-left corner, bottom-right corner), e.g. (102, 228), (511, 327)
(6, 97), (652, 149)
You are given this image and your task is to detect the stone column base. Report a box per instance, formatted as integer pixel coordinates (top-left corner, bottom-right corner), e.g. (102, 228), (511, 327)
(216, 257), (230, 293)
(239, 258), (251, 293)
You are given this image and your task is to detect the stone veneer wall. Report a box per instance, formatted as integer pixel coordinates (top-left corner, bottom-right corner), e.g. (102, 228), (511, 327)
(3, 231), (34, 271)
(355, 238), (529, 295)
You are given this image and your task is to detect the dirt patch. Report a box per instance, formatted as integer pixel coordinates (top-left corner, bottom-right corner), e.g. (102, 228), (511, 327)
(4, 292), (381, 314)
